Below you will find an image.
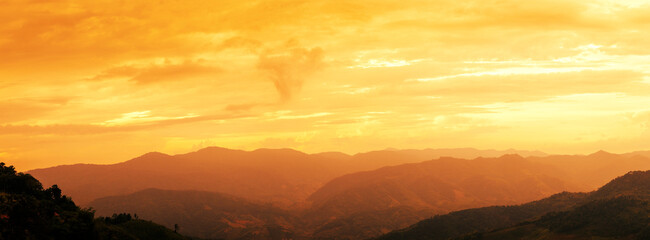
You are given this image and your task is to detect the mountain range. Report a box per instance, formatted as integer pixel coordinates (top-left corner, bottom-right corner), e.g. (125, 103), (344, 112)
(25, 147), (650, 239)
(27, 147), (547, 207)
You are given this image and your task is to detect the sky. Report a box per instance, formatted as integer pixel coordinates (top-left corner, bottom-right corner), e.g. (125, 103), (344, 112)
(3, 0), (650, 170)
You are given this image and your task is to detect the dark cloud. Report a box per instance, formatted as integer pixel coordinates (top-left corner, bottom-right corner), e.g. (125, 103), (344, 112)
(257, 45), (325, 101)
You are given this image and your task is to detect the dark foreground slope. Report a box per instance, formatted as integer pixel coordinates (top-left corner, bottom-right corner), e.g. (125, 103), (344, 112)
(374, 192), (588, 240)
(376, 170), (650, 240)
(0, 162), (192, 240)
(467, 196), (650, 240)
(462, 170), (650, 240)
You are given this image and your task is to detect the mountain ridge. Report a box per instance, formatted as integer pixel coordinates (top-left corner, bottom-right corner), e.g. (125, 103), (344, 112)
(375, 170), (650, 240)
(28, 146), (551, 206)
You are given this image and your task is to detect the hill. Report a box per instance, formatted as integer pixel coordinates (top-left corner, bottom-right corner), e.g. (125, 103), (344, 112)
(309, 154), (569, 214)
(376, 170), (650, 240)
(0, 162), (191, 240)
(463, 171), (650, 240)
(306, 154), (572, 239)
(91, 189), (302, 240)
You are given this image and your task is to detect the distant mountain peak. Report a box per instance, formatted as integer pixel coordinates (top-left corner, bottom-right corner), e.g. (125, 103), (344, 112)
(127, 151), (173, 162)
(121, 151), (175, 166)
(252, 147), (307, 154)
(139, 151), (171, 158)
(194, 146), (237, 153)
(588, 150), (616, 158)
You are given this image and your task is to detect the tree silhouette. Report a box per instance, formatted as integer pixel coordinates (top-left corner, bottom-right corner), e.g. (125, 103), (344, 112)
(0, 162), (95, 239)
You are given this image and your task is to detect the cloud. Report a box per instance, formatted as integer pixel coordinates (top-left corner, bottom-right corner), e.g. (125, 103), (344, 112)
(224, 103), (262, 112)
(273, 112), (332, 120)
(217, 36), (263, 52)
(0, 113), (251, 135)
(90, 60), (222, 84)
(393, 69), (646, 103)
(0, 97), (73, 124)
(257, 43), (325, 101)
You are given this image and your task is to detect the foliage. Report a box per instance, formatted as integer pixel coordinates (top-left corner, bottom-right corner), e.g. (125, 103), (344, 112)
(95, 216), (194, 240)
(0, 162), (193, 240)
(538, 196), (650, 237)
(0, 162), (95, 240)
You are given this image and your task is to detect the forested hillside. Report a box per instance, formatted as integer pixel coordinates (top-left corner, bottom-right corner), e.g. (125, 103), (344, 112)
(0, 162), (194, 240)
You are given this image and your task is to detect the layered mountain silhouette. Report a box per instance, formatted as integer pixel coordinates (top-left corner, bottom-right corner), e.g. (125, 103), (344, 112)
(74, 151), (568, 239)
(304, 154), (576, 239)
(376, 170), (650, 240)
(28, 147), (547, 206)
(308, 154), (569, 217)
(24, 147), (650, 239)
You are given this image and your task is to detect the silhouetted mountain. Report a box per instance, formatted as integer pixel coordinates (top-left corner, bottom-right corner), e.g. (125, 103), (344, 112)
(27, 147), (650, 240)
(90, 189), (302, 240)
(87, 154), (569, 240)
(0, 162), (192, 240)
(305, 154), (572, 239)
(28, 147), (546, 206)
(376, 170), (650, 240)
(347, 148), (546, 171)
(309, 155), (570, 219)
(30, 147), (344, 206)
(589, 170), (650, 200)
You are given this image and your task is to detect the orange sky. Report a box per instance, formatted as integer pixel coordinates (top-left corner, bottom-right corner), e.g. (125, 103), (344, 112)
(3, 0), (650, 170)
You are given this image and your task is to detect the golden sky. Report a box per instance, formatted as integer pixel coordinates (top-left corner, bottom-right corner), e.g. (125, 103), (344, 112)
(3, 0), (650, 170)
